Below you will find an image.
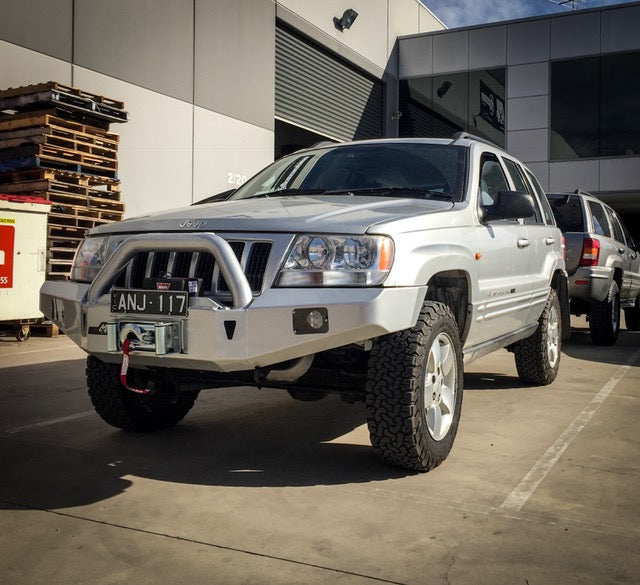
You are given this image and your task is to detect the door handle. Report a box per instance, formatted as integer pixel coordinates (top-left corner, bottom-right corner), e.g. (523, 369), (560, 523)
(517, 238), (530, 248)
(544, 237), (555, 245)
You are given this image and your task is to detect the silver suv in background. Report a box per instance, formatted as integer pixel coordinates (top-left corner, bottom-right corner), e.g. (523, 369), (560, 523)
(547, 190), (640, 344)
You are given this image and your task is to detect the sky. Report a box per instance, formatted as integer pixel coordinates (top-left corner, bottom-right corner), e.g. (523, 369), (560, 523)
(421, 0), (638, 28)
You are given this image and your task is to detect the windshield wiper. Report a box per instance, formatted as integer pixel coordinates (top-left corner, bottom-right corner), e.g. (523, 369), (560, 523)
(248, 188), (328, 198)
(341, 187), (454, 200)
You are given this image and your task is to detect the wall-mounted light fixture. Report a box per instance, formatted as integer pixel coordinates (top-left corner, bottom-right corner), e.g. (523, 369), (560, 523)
(334, 9), (358, 31)
(437, 81), (452, 98)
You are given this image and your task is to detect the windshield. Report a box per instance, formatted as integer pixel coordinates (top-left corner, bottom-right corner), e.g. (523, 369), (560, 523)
(230, 142), (467, 202)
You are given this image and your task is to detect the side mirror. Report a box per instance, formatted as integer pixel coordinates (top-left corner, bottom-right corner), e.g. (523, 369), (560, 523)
(482, 191), (535, 222)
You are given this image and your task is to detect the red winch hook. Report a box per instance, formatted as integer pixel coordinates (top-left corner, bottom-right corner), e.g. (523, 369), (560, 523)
(120, 338), (151, 394)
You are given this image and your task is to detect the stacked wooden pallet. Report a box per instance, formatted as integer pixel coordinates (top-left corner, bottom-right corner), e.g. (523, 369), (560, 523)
(0, 81), (128, 279)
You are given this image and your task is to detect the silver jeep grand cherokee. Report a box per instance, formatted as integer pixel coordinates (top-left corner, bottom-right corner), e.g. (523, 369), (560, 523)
(41, 134), (568, 472)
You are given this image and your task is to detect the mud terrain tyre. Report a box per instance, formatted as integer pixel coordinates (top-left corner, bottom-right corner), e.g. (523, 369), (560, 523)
(365, 302), (463, 472)
(513, 288), (561, 385)
(86, 356), (198, 432)
(589, 281), (620, 345)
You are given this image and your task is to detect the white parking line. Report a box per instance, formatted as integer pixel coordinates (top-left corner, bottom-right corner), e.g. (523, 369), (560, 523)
(5, 410), (95, 434)
(500, 346), (640, 512)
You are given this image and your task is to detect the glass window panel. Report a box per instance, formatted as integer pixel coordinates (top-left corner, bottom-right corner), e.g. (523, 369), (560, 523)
(600, 52), (640, 157)
(550, 57), (599, 159)
(399, 69), (505, 147)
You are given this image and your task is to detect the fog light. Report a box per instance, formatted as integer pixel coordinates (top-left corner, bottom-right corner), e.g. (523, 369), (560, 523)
(292, 308), (329, 335)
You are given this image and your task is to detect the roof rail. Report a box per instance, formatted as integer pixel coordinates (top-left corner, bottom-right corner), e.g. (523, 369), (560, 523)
(451, 131), (500, 149)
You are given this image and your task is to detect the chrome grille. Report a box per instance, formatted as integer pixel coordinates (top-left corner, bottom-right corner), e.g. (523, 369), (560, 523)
(115, 240), (273, 298)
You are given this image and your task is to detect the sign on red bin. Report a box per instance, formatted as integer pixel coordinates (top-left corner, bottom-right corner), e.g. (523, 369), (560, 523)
(0, 223), (15, 288)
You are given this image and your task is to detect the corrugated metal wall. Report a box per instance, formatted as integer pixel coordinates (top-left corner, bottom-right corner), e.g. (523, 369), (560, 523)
(275, 23), (383, 142)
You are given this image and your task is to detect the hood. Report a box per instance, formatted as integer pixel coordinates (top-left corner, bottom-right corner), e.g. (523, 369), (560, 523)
(92, 195), (454, 236)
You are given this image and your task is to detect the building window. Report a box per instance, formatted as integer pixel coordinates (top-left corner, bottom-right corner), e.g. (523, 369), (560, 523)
(399, 68), (506, 147)
(550, 51), (640, 159)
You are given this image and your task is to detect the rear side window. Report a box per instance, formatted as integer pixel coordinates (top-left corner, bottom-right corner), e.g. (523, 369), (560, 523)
(526, 169), (555, 225)
(588, 201), (612, 237)
(502, 158), (542, 224)
(548, 195), (584, 232)
(607, 208), (626, 243)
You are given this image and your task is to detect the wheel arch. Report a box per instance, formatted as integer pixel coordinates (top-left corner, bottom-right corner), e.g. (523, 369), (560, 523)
(424, 270), (471, 344)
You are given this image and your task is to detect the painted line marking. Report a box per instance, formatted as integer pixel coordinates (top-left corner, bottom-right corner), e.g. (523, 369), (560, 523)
(5, 411), (95, 434)
(500, 346), (640, 512)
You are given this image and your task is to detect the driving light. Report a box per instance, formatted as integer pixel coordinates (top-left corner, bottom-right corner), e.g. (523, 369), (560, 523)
(278, 235), (394, 287)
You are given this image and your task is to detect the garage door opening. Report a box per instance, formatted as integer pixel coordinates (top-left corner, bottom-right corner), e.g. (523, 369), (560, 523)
(275, 119), (336, 159)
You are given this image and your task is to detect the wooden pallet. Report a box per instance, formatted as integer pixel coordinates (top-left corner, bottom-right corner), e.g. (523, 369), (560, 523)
(0, 82), (128, 124)
(0, 132), (118, 160)
(0, 143), (118, 171)
(0, 154), (118, 179)
(0, 81), (125, 110)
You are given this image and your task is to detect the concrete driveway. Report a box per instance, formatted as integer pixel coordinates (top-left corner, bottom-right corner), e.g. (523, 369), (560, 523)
(1, 318), (638, 585)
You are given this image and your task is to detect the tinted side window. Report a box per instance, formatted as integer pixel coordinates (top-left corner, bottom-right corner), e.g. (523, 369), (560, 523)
(607, 208), (625, 243)
(479, 155), (510, 206)
(588, 201), (612, 237)
(503, 158), (542, 224)
(526, 170), (555, 225)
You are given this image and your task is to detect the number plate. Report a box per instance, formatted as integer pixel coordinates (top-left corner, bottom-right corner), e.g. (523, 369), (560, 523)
(110, 289), (188, 317)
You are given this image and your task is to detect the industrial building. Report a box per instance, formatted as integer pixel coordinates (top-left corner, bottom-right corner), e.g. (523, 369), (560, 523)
(1, 0), (639, 235)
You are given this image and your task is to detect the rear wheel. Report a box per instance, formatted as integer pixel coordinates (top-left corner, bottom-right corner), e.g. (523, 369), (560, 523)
(513, 288), (561, 385)
(589, 281), (620, 345)
(365, 302), (463, 472)
(86, 356), (198, 432)
(624, 296), (640, 331)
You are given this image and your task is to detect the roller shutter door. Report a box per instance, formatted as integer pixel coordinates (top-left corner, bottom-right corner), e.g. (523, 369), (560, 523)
(275, 24), (383, 142)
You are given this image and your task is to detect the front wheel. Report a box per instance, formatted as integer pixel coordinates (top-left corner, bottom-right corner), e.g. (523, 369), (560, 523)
(513, 288), (561, 385)
(86, 356), (199, 432)
(365, 302), (463, 472)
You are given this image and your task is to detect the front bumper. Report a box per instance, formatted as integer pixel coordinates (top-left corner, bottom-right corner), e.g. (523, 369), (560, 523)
(40, 233), (425, 372)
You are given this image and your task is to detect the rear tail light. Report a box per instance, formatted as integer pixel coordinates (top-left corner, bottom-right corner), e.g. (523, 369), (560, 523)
(579, 237), (600, 267)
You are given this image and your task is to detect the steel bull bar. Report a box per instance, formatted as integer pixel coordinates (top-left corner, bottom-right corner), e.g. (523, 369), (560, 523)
(41, 233), (254, 356)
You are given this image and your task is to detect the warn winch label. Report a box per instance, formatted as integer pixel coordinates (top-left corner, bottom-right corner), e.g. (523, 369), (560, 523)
(0, 224), (15, 288)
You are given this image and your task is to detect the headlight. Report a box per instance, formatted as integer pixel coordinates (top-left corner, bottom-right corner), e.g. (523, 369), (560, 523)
(277, 235), (394, 286)
(70, 236), (123, 282)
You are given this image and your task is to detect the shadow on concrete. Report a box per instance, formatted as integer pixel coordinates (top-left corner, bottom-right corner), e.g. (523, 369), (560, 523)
(0, 359), (409, 511)
(562, 328), (640, 366)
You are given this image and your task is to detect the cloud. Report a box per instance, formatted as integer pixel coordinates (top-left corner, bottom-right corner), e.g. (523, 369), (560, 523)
(422, 0), (570, 28)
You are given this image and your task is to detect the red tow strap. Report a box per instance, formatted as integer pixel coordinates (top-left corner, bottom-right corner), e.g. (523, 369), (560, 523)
(120, 338), (151, 394)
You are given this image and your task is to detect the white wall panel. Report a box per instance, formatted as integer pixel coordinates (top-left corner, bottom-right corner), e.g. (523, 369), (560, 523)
(550, 12), (600, 59)
(549, 160), (599, 193)
(73, 68), (193, 218)
(507, 20), (550, 65)
(602, 5), (640, 54)
(433, 31), (469, 74)
(507, 129), (548, 163)
(399, 36), (432, 78)
(193, 108), (273, 203)
(507, 62), (548, 98)
(0, 41), (71, 89)
(600, 157), (640, 192)
(507, 95), (548, 131)
(469, 26), (506, 70)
